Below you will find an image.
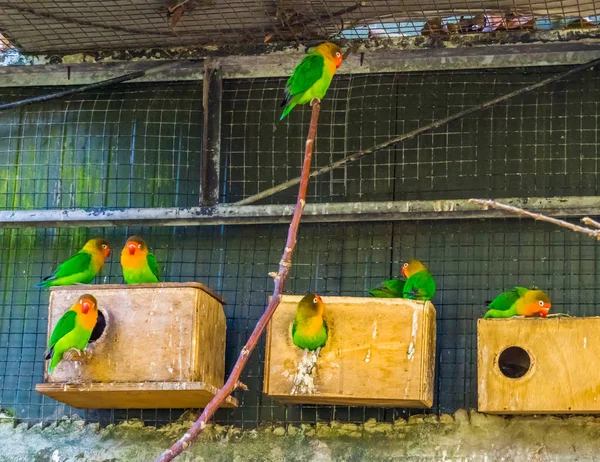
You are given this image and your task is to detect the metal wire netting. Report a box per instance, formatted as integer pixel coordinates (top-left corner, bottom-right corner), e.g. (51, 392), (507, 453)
(1, 68), (600, 428)
(0, 1), (598, 53)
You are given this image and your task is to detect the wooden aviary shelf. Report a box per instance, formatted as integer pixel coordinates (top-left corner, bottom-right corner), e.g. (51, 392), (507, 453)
(36, 282), (237, 409)
(264, 295), (436, 407)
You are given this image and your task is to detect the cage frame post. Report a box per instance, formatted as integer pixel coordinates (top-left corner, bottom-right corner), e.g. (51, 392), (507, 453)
(201, 58), (222, 206)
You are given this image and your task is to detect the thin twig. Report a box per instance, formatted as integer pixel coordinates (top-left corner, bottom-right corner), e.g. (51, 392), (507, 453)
(233, 56), (600, 206)
(155, 100), (321, 462)
(582, 217), (600, 229)
(469, 199), (600, 240)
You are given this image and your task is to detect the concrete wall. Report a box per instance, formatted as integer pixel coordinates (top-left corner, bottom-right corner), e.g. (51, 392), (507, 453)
(3, 411), (600, 462)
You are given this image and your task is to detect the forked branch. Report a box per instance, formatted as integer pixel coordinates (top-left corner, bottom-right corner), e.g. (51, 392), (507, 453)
(469, 199), (600, 240)
(156, 101), (322, 461)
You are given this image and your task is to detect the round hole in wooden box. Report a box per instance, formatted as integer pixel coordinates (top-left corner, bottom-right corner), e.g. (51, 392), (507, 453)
(497, 346), (531, 379)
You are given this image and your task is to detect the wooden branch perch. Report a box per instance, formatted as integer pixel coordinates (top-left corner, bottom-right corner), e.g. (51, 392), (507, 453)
(469, 199), (600, 240)
(233, 56), (600, 207)
(155, 100), (321, 462)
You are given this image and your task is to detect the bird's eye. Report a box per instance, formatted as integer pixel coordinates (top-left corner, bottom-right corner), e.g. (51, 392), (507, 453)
(539, 300), (544, 306)
(102, 244), (107, 249)
(403, 263), (408, 268)
(336, 52), (341, 57)
(313, 297), (318, 304)
(138, 244), (142, 249)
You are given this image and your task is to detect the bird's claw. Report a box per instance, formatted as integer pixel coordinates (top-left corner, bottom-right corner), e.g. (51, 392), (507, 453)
(63, 348), (90, 362)
(309, 98), (321, 107)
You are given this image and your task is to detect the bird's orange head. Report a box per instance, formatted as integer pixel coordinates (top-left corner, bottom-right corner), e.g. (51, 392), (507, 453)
(314, 42), (343, 69)
(401, 259), (428, 278)
(124, 236), (148, 257)
(85, 238), (111, 259)
(75, 294), (98, 315)
(298, 293), (325, 316)
(523, 290), (551, 317)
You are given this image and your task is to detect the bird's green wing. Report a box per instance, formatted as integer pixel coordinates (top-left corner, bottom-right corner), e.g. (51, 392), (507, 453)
(147, 253), (160, 281)
(51, 251), (92, 279)
(286, 53), (325, 97)
(48, 310), (77, 349)
(403, 271), (436, 301)
(489, 287), (524, 311)
(369, 279), (405, 298)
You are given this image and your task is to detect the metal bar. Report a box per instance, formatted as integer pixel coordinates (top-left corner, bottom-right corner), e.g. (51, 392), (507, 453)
(1, 42), (600, 87)
(234, 55), (600, 206)
(1, 196), (599, 229)
(201, 59), (222, 206)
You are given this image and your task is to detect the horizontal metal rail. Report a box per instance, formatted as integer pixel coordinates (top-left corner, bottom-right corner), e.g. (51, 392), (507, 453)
(0, 196), (598, 228)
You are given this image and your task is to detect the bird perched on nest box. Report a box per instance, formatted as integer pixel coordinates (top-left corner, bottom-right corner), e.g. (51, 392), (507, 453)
(280, 42), (344, 120)
(36, 238), (111, 288)
(370, 259), (436, 301)
(45, 294), (99, 374)
(483, 287), (551, 318)
(120, 236), (160, 284)
(292, 293), (328, 351)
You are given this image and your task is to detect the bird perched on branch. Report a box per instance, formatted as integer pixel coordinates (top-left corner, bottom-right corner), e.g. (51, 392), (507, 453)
(36, 238), (111, 288)
(292, 293), (328, 351)
(280, 42), (343, 120)
(120, 236), (160, 284)
(370, 259), (436, 301)
(483, 287), (551, 318)
(45, 294), (99, 373)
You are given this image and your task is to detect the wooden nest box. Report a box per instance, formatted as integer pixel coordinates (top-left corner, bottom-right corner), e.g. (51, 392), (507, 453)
(36, 283), (236, 409)
(478, 317), (600, 414)
(264, 295), (436, 406)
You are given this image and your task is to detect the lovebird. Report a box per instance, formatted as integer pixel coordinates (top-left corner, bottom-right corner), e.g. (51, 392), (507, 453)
(292, 293), (328, 351)
(36, 238), (111, 288)
(120, 236), (160, 284)
(370, 260), (436, 301)
(45, 294), (99, 374)
(280, 42), (343, 120)
(483, 287), (551, 319)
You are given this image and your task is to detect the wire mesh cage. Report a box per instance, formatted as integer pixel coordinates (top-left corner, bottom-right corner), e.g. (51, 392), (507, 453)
(0, 1), (598, 53)
(1, 64), (600, 429)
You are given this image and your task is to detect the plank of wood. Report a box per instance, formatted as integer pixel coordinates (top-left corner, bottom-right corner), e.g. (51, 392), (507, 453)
(49, 282), (225, 305)
(478, 317), (600, 414)
(35, 382), (237, 409)
(264, 295), (436, 407)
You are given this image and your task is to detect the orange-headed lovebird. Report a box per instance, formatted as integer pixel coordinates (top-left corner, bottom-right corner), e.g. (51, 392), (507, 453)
(292, 293), (328, 351)
(484, 287), (551, 318)
(45, 294), (99, 373)
(120, 236), (160, 284)
(280, 42), (343, 120)
(36, 238), (111, 288)
(370, 260), (436, 301)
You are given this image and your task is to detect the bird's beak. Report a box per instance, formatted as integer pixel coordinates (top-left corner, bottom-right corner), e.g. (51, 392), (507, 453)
(316, 295), (323, 303)
(106, 248), (111, 258)
(401, 267), (407, 277)
(128, 244), (136, 255)
(540, 304), (551, 317)
(82, 302), (91, 314)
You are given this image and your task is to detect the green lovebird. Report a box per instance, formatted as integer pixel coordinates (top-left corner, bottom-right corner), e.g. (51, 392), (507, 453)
(292, 293), (328, 351)
(36, 238), (111, 288)
(280, 42), (344, 120)
(370, 259), (436, 301)
(120, 236), (160, 284)
(45, 294), (99, 374)
(484, 287), (551, 319)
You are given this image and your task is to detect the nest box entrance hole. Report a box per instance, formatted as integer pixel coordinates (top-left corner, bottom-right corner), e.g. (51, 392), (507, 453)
(497, 346), (531, 379)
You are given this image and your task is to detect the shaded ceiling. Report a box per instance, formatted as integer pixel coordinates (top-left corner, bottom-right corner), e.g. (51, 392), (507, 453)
(0, 0), (598, 53)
